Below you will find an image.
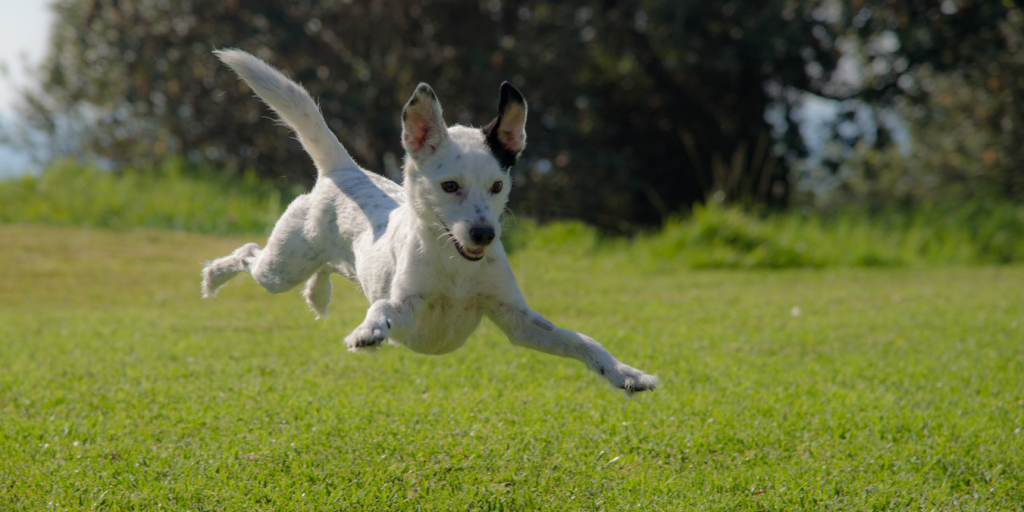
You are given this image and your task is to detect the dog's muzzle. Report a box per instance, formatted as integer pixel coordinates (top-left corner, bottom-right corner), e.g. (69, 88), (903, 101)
(435, 211), (493, 262)
(449, 226), (495, 262)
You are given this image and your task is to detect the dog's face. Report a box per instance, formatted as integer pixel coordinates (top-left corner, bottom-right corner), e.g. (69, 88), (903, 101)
(401, 82), (527, 261)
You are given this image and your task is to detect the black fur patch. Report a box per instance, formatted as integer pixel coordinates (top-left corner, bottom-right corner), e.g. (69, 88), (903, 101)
(483, 81), (526, 170)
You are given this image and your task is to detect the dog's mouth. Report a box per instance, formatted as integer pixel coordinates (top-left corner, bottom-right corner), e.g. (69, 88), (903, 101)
(449, 233), (486, 261)
(434, 210), (487, 262)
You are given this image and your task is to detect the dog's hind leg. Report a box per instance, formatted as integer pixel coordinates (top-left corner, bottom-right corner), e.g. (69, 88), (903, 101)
(303, 269), (332, 319)
(202, 237), (325, 298)
(201, 242), (260, 297)
(203, 194), (330, 299)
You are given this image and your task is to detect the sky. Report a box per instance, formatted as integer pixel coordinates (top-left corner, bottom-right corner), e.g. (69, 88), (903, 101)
(0, 0), (52, 175)
(0, 0), (52, 112)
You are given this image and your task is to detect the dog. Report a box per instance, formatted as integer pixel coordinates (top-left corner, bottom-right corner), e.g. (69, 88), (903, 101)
(201, 49), (657, 394)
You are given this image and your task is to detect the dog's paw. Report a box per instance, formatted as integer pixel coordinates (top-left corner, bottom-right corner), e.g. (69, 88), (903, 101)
(344, 323), (388, 352)
(200, 243), (259, 298)
(605, 363), (659, 396)
(201, 267), (236, 298)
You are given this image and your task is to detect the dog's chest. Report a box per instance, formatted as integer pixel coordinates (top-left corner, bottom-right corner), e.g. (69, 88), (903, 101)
(401, 294), (485, 355)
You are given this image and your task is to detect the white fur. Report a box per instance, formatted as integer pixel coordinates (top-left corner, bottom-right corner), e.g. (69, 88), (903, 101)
(202, 49), (658, 395)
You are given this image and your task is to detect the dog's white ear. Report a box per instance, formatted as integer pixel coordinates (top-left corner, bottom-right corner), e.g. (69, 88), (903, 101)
(402, 83), (448, 160)
(483, 82), (528, 169)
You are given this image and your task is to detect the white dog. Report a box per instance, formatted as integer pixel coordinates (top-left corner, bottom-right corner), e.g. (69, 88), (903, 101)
(201, 49), (657, 394)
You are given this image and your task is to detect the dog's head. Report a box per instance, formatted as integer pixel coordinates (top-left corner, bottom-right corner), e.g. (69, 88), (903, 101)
(401, 82), (527, 262)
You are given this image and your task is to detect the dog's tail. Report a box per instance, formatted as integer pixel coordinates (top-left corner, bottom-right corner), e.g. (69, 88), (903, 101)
(214, 48), (357, 176)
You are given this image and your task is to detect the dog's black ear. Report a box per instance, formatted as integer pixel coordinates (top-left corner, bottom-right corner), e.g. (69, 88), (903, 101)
(402, 83), (448, 161)
(482, 82), (528, 169)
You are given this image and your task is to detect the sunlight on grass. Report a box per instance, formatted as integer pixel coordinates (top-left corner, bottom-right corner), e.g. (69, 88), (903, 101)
(1, 225), (1021, 509)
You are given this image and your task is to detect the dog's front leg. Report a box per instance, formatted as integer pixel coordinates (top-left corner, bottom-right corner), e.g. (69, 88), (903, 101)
(344, 296), (420, 351)
(487, 303), (658, 395)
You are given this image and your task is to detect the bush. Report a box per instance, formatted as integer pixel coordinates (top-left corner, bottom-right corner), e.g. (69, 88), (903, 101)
(3, 162), (1021, 267)
(630, 202), (1024, 268)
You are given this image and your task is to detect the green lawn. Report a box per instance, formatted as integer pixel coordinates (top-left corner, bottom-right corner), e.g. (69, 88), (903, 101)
(1, 224), (1022, 510)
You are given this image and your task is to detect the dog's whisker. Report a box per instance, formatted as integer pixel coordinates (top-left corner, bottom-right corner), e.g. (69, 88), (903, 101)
(501, 207), (517, 227)
(436, 232), (455, 249)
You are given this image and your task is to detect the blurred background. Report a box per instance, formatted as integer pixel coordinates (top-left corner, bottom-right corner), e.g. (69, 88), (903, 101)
(1, 0), (1022, 237)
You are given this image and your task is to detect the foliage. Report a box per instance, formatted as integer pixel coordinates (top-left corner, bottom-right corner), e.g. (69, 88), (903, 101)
(505, 200), (1024, 269)
(12, 1), (1022, 229)
(794, 3), (1024, 208)
(638, 201), (1024, 268)
(2, 226), (1023, 509)
(808, 67), (1024, 209)
(3, 163), (1022, 266)
(0, 159), (296, 235)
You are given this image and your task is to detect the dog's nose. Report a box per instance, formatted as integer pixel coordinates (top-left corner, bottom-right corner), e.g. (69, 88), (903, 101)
(470, 226), (496, 246)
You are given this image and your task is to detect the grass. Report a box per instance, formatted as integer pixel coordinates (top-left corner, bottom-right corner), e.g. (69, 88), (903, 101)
(1, 224), (1022, 510)
(0, 160), (296, 235)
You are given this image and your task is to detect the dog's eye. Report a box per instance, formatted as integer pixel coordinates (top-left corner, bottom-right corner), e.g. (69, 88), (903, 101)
(490, 181), (504, 194)
(441, 181), (459, 193)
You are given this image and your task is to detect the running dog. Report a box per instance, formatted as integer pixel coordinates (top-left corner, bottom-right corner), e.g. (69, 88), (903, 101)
(201, 49), (657, 394)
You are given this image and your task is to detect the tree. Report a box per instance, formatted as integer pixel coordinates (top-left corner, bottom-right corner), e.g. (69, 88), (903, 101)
(7, 0), (505, 188)
(793, 1), (1024, 207)
(6, 0), (1022, 230)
